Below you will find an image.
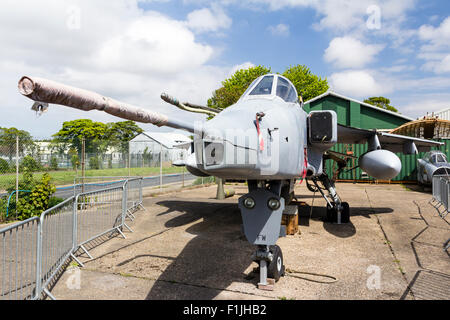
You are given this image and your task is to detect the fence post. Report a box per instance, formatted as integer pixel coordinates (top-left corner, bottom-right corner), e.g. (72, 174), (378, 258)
(81, 137), (85, 194)
(128, 141), (131, 177)
(122, 180), (128, 229)
(34, 218), (42, 300)
(15, 136), (19, 219)
(159, 143), (162, 191)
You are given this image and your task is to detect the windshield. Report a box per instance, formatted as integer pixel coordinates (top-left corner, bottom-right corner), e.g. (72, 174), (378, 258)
(435, 154), (447, 163)
(241, 77), (260, 98)
(249, 76), (273, 95)
(276, 77), (298, 103)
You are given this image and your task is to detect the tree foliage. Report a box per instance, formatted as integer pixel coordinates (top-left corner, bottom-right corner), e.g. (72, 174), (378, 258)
(52, 119), (108, 154)
(282, 65), (329, 102)
(52, 119), (143, 154)
(207, 64), (329, 113)
(105, 120), (144, 154)
(207, 65), (272, 110)
(363, 96), (398, 113)
(0, 127), (36, 160)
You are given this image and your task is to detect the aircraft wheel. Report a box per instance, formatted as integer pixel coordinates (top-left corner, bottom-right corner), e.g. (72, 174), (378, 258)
(341, 202), (350, 223)
(268, 245), (285, 281)
(326, 204), (336, 222)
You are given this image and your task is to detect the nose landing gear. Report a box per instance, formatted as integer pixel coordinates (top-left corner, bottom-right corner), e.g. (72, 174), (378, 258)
(239, 181), (286, 291)
(252, 245), (285, 290)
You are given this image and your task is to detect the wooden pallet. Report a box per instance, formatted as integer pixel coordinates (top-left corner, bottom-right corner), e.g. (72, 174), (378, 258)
(281, 204), (299, 235)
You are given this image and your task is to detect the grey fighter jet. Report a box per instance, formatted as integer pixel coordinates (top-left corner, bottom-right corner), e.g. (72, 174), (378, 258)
(417, 150), (450, 185)
(17, 74), (442, 289)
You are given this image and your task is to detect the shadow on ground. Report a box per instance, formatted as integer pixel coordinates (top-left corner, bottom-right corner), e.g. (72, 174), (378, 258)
(145, 199), (256, 299)
(298, 203), (393, 238)
(141, 198), (396, 299)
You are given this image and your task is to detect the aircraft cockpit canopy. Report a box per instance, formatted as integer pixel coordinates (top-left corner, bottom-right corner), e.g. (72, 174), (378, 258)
(424, 151), (447, 163)
(239, 74), (299, 104)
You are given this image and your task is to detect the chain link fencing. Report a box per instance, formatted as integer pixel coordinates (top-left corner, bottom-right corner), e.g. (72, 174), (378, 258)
(0, 136), (203, 222)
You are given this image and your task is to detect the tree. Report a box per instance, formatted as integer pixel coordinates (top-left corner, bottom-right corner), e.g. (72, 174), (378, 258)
(206, 64), (328, 113)
(364, 97), (398, 113)
(207, 65), (272, 110)
(282, 65), (329, 102)
(105, 121), (144, 154)
(0, 127), (35, 161)
(52, 119), (108, 154)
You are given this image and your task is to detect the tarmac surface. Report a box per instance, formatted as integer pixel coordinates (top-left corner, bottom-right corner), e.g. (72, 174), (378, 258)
(49, 182), (450, 300)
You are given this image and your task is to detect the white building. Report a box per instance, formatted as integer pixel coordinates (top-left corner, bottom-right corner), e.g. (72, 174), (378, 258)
(431, 108), (450, 120)
(129, 132), (192, 162)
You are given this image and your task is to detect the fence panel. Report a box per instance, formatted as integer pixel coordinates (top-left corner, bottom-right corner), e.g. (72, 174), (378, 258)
(73, 176), (129, 197)
(0, 176), (145, 300)
(39, 197), (75, 297)
(76, 186), (124, 248)
(0, 217), (40, 300)
(127, 178), (142, 211)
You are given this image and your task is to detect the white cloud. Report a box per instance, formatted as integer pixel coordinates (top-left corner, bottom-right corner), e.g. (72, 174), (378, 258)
(417, 16), (450, 74)
(0, 0), (236, 137)
(324, 37), (385, 68)
(422, 54), (450, 74)
(399, 94), (450, 119)
(329, 70), (389, 98)
(185, 4), (232, 33)
(95, 12), (214, 74)
(267, 23), (290, 37)
(418, 16), (450, 50)
(227, 62), (255, 77)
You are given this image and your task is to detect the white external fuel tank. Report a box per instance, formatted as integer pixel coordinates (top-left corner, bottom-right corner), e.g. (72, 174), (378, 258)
(359, 149), (401, 180)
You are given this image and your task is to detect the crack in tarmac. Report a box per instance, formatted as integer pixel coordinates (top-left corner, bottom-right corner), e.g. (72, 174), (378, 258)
(364, 188), (415, 300)
(80, 267), (276, 300)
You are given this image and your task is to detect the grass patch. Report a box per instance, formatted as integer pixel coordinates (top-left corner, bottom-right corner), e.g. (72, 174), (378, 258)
(0, 166), (185, 191)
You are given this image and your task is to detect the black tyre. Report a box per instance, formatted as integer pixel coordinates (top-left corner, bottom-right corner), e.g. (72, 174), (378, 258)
(326, 204), (336, 222)
(341, 202), (350, 223)
(267, 245), (285, 281)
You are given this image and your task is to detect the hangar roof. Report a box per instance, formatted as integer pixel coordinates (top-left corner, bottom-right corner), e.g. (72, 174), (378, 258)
(305, 91), (414, 122)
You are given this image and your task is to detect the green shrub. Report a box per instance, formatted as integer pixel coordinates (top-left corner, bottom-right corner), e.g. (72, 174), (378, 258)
(71, 155), (79, 170)
(16, 173), (56, 221)
(48, 196), (64, 208)
(19, 155), (41, 172)
(50, 156), (58, 171)
(0, 197), (7, 222)
(6, 167), (37, 194)
(89, 156), (100, 170)
(0, 158), (10, 173)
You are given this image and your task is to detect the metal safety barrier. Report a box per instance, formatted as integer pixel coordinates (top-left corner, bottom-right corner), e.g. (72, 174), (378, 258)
(431, 175), (450, 218)
(0, 217), (39, 300)
(0, 177), (144, 300)
(430, 175), (450, 252)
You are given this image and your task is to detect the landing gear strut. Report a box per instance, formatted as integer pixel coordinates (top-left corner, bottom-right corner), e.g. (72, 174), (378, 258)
(309, 173), (350, 224)
(252, 245), (285, 290)
(239, 181), (287, 290)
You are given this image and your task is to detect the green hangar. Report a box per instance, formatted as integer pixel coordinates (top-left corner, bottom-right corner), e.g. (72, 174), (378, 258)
(303, 91), (448, 182)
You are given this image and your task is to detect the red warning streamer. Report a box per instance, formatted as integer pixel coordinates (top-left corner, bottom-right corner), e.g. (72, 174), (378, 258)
(299, 148), (308, 184)
(255, 114), (264, 151)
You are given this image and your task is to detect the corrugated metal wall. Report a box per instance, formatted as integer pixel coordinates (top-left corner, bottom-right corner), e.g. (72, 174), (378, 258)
(304, 93), (449, 182)
(325, 139), (450, 182)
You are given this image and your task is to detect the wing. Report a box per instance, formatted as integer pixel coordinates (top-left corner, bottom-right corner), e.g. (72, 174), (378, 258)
(337, 124), (443, 154)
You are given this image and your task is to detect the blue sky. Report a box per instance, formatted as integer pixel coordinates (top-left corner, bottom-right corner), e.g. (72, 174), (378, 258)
(0, 0), (449, 138)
